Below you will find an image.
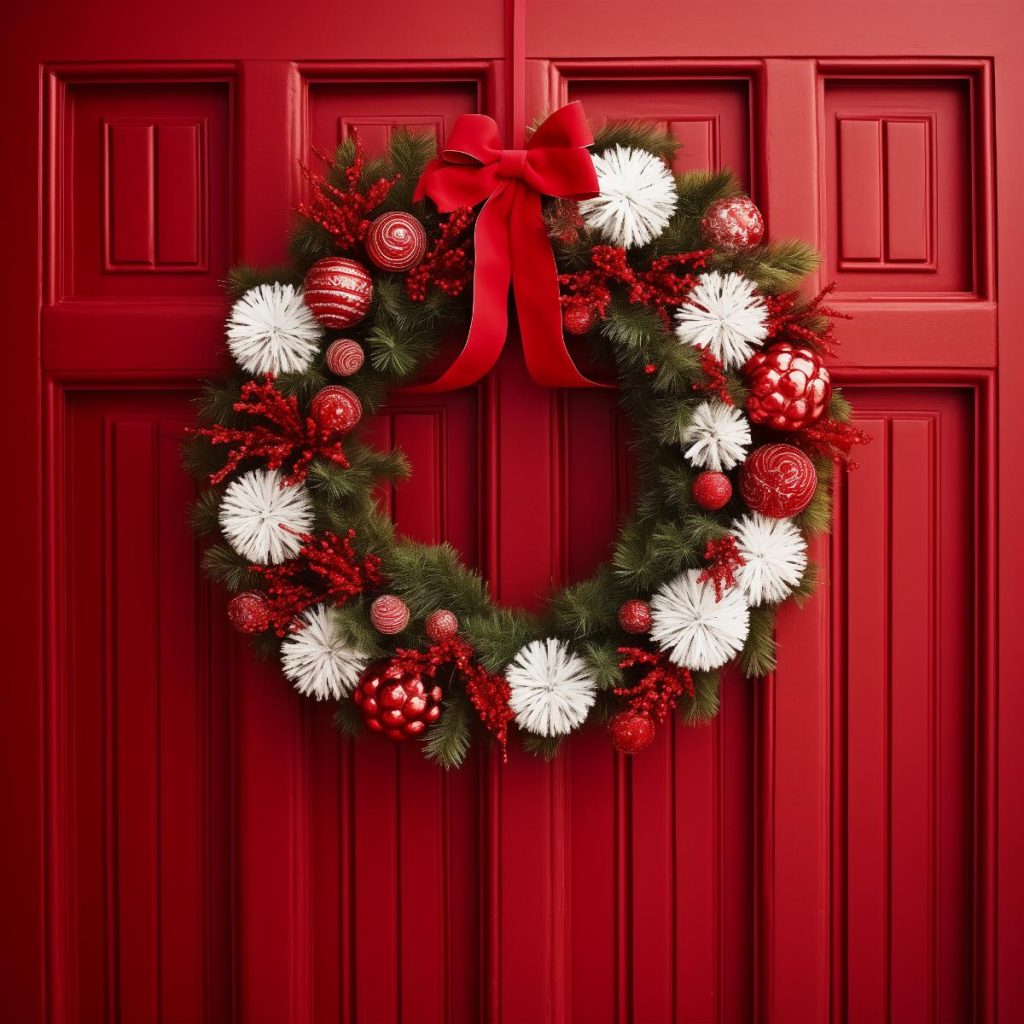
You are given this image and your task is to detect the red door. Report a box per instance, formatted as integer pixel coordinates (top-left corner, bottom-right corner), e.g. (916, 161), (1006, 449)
(4, 2), (1022, 1021)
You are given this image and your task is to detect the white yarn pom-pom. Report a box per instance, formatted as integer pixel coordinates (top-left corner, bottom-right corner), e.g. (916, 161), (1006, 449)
(226, 283), (323, 376)
(732, 513), (808, 606)
(674, 271), (768, 369)
(218, 469), (313, 565)
(507, 638), (597, 737)
(681, 400), (752, 471)
(281, 605), (367, 700)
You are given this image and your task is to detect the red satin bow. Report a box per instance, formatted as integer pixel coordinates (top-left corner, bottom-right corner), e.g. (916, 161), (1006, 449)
(408, 101), (606, 392)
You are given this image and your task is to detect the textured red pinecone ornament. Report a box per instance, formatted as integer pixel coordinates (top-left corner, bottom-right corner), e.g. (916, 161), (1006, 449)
(227, 592), (270, 633)
(563, 305), (598, 335)
(744, 343), (832, 432)
(303, 257), (374, 328)
(700, 196), (764, 252)
(618, 599), (652, 634)
(370, 594), (410, 634)
(425, 609), (459, 642)
(325, 338), (365, 377)
(692, 471), (733, 510)
(310, 385), (362, 435)
(608, 709), (656, 755)
(365, 211), (428, 271)
(740, 443), (817, 518)
(353, 662), (443, 741)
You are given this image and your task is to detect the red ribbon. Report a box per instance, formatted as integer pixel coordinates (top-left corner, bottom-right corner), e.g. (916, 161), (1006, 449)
(408, 101), (606, 392)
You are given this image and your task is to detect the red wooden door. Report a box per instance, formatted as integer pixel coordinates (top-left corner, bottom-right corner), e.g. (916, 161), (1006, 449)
(4, 2), (1023, 1021)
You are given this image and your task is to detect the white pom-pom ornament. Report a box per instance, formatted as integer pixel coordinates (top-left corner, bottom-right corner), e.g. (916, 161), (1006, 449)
(226, 283), (323, 376)
(674, 271), (768, 369)
(218, 469), (313, 565)
(681, 400), (752, 471)
(507, 638), (597, 737)
(281, 605), (368, 700)
(732, 513), (808, 606)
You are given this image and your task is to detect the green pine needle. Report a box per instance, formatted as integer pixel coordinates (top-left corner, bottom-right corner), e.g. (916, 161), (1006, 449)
(740, 606), (777, 678)
(423, 696), (472, 769)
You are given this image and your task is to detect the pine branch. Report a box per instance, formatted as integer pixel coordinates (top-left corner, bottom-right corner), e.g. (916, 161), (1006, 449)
(740, 605), (777, 677)
(681, 670), (720, 723)
(201, 544), (260, 593)
(333, 697), (365, 738)
(464, 607), (534, 674)
(521, 732), (564, 761)
(723, 240), (821, 295)
(581, 641), (624, 690)
(592, 119), (680, 163)
(423, 695), (472, 769)
(224, 263), (301, 298)
(189, 489), (221, 536)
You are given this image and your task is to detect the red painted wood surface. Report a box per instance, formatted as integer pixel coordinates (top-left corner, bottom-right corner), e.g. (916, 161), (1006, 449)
(2, 1), (1022, 1021)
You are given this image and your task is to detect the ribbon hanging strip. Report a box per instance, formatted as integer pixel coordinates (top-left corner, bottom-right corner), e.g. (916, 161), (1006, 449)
(407, 102), (607, 392)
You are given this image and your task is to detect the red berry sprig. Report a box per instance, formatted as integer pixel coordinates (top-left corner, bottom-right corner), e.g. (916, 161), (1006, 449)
(696, 535), (746, 601)
(615, 647), (696, 722)
(406, 208), (475, 301)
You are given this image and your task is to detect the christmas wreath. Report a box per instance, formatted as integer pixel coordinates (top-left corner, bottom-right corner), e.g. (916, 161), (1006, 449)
(185, 102), (868, 767)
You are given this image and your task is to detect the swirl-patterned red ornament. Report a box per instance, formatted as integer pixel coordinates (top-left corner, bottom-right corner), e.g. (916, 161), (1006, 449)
(325, 338), (365, 377)
(744, 343), (832, 432)
(740, 443), (817, 518)
(692, 471), (733, 510)
(425, 609), (459, 642)
(227, 592), (270, 634)
(365, 211), (428, 272)
(353, 662), (442, 741)
(310, 385), (362, 435)
(563, 305), (597, 336)
(370, 594), (410, 635)
(609, 709), (656, 755)
(302, 257), (373, 328)
(618, 598), (653, 634)
(700, 196), (765, 252)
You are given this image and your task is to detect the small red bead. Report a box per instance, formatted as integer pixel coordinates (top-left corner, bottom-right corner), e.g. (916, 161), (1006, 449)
(692, 471), (733, 511)
(563, 306), (598, 335)
(609, 710), (657, 755)
(618, 599), (653, 634)
(644, 363), (658, 375)
(227, 592), (270, 634)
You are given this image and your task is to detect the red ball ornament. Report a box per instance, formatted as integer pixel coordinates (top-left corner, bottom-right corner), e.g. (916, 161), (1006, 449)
(353, 662), (443, 741)
(609, 710), (656, 755)
(303, 257), (373, 329)
(563, 305), (598, 335)
(700, 195), (765, 252)
(692, 471), (733, 511)
(227, 592), (270, 634)
(744, 343), (832, 432)
(310, 385), (362, 435)
(740, 443), (817, 518)
(425, 609), (459, 642)
(370, 594), (410, 635)
(325, 338), (365, 377)
(618, 599), (653, 634)
(365, 212), (428, 272)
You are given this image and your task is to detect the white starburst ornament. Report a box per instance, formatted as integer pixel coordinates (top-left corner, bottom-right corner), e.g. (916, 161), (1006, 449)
(218, 468), (313, 565)
(674, 271), (768, 369)
(650, 569), (750, 671)
(732, 513), (808, 606)
(578, 145), (678, 249)
(506, 638), (598, 737)
(226, 282), (324, 376)
(281, 605), (367, 700)
(682, 400), (751, 471)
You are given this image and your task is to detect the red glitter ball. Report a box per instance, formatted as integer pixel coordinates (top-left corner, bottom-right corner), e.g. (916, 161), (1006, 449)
(744, 343), (832, 432)
(692, 471), (733, 511)
(563, 305), (598, 335)
(618, 599), (653, 634)
(370, 594), (410, 635)
(644, 363), (658, 375)
(700, 196), (764, 252)
(353, 662), (442, 741)
(365, 211), (428, 272)
(303, 257), (373, 329)
(740, 443), (817, 518)
(227, 592), (270, 634)
(608, 710), (656, 755)
(310, 385), (362, 435)
(325, 338), (365, 377)
(425, 609), (459, 642)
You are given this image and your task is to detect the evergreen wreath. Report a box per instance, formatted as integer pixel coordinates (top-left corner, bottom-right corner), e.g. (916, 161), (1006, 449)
(185, 115), (869, 767)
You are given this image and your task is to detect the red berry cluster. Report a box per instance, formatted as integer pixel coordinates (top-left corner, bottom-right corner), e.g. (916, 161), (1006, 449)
(692, 347), (734, 405)
(615, 647), (696, 720)
(405, 208), (476, 301)
(793, 418), (873, 469)
(696, 535), (746, 601)
(765, 282), (850, 357)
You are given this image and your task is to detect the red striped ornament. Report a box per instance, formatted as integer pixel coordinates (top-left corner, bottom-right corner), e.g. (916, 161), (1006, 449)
(739, 443), (817, 518)
(370, 594), (410, 635)
(310, 385), (362, 435)
(325, 338), (365, 377)
(303, 257), (373, 329)
(365, 211), (428, 272)
(425, 609), (459, 642)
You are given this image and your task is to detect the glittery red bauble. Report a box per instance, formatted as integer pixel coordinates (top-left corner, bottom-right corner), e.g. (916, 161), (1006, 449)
(353, 662), (443, 741)
(563, 306), (597, 335)
(303, 257), (373, 329)
(608, 710), (656, 755)
(370, 594), (410, 635)
(740, 444), (817, 518)
(365, 212), (428, 272)
(618, 599), (652, 634)
(227, 592), (270, 633)
(744, 343), (832, 432)
(700, 196), (765, 252)
(325, 338), (365, 377)
(310, 385), (362, 435)
(692, 471), (733, 510)
(425, 609), (459, 642)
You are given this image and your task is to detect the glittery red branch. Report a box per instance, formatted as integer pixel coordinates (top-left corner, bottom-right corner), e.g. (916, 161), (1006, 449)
(697, 535), (746, 601)
(252, 529), (383, 637)
(194, 377), (349, 486)
(297, 133), (398, 251)
(793, 418), (872, 469)
(544, 198), (586, 245)
(765, 282), (851, 357)
(406, 208), (476, 301)
(692, 347), (734, 405)
(616, 647), (695, 721)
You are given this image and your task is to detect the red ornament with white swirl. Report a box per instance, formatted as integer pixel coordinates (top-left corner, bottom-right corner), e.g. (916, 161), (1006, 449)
(325, 338), (365, 377)
(365, 212), (428, 272)
(370, 594), (410, 635)
(744, 343), (832, 432)
(425, 609), (459, 642)
(227, 592), (270, 634)
(700, 196), (765, 252)
(739, 443), (817, 518)
(302, 257), (373, 328)
(310, 385), (362, 435)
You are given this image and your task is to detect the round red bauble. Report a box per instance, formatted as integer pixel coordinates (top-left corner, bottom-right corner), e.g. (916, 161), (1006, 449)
(618, 598), (653, 634)
(353, 662), (443, 741)
(740, 444), (817, 518)
(310, 385), (362, 435)
(325, 338), (365, 377)
(425, 609), (459, 642)
(563, 305), (597, 335)
(692, 471), (733, 511)
(365, 212), (428, 272)
(609, 710), (656, 755)
(370, 594), (410, 635)
(303, 257), (373, 329)
(700, 196), (765, 252)
(227, 592), (270, 634)
(744, 343), (832, 432)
